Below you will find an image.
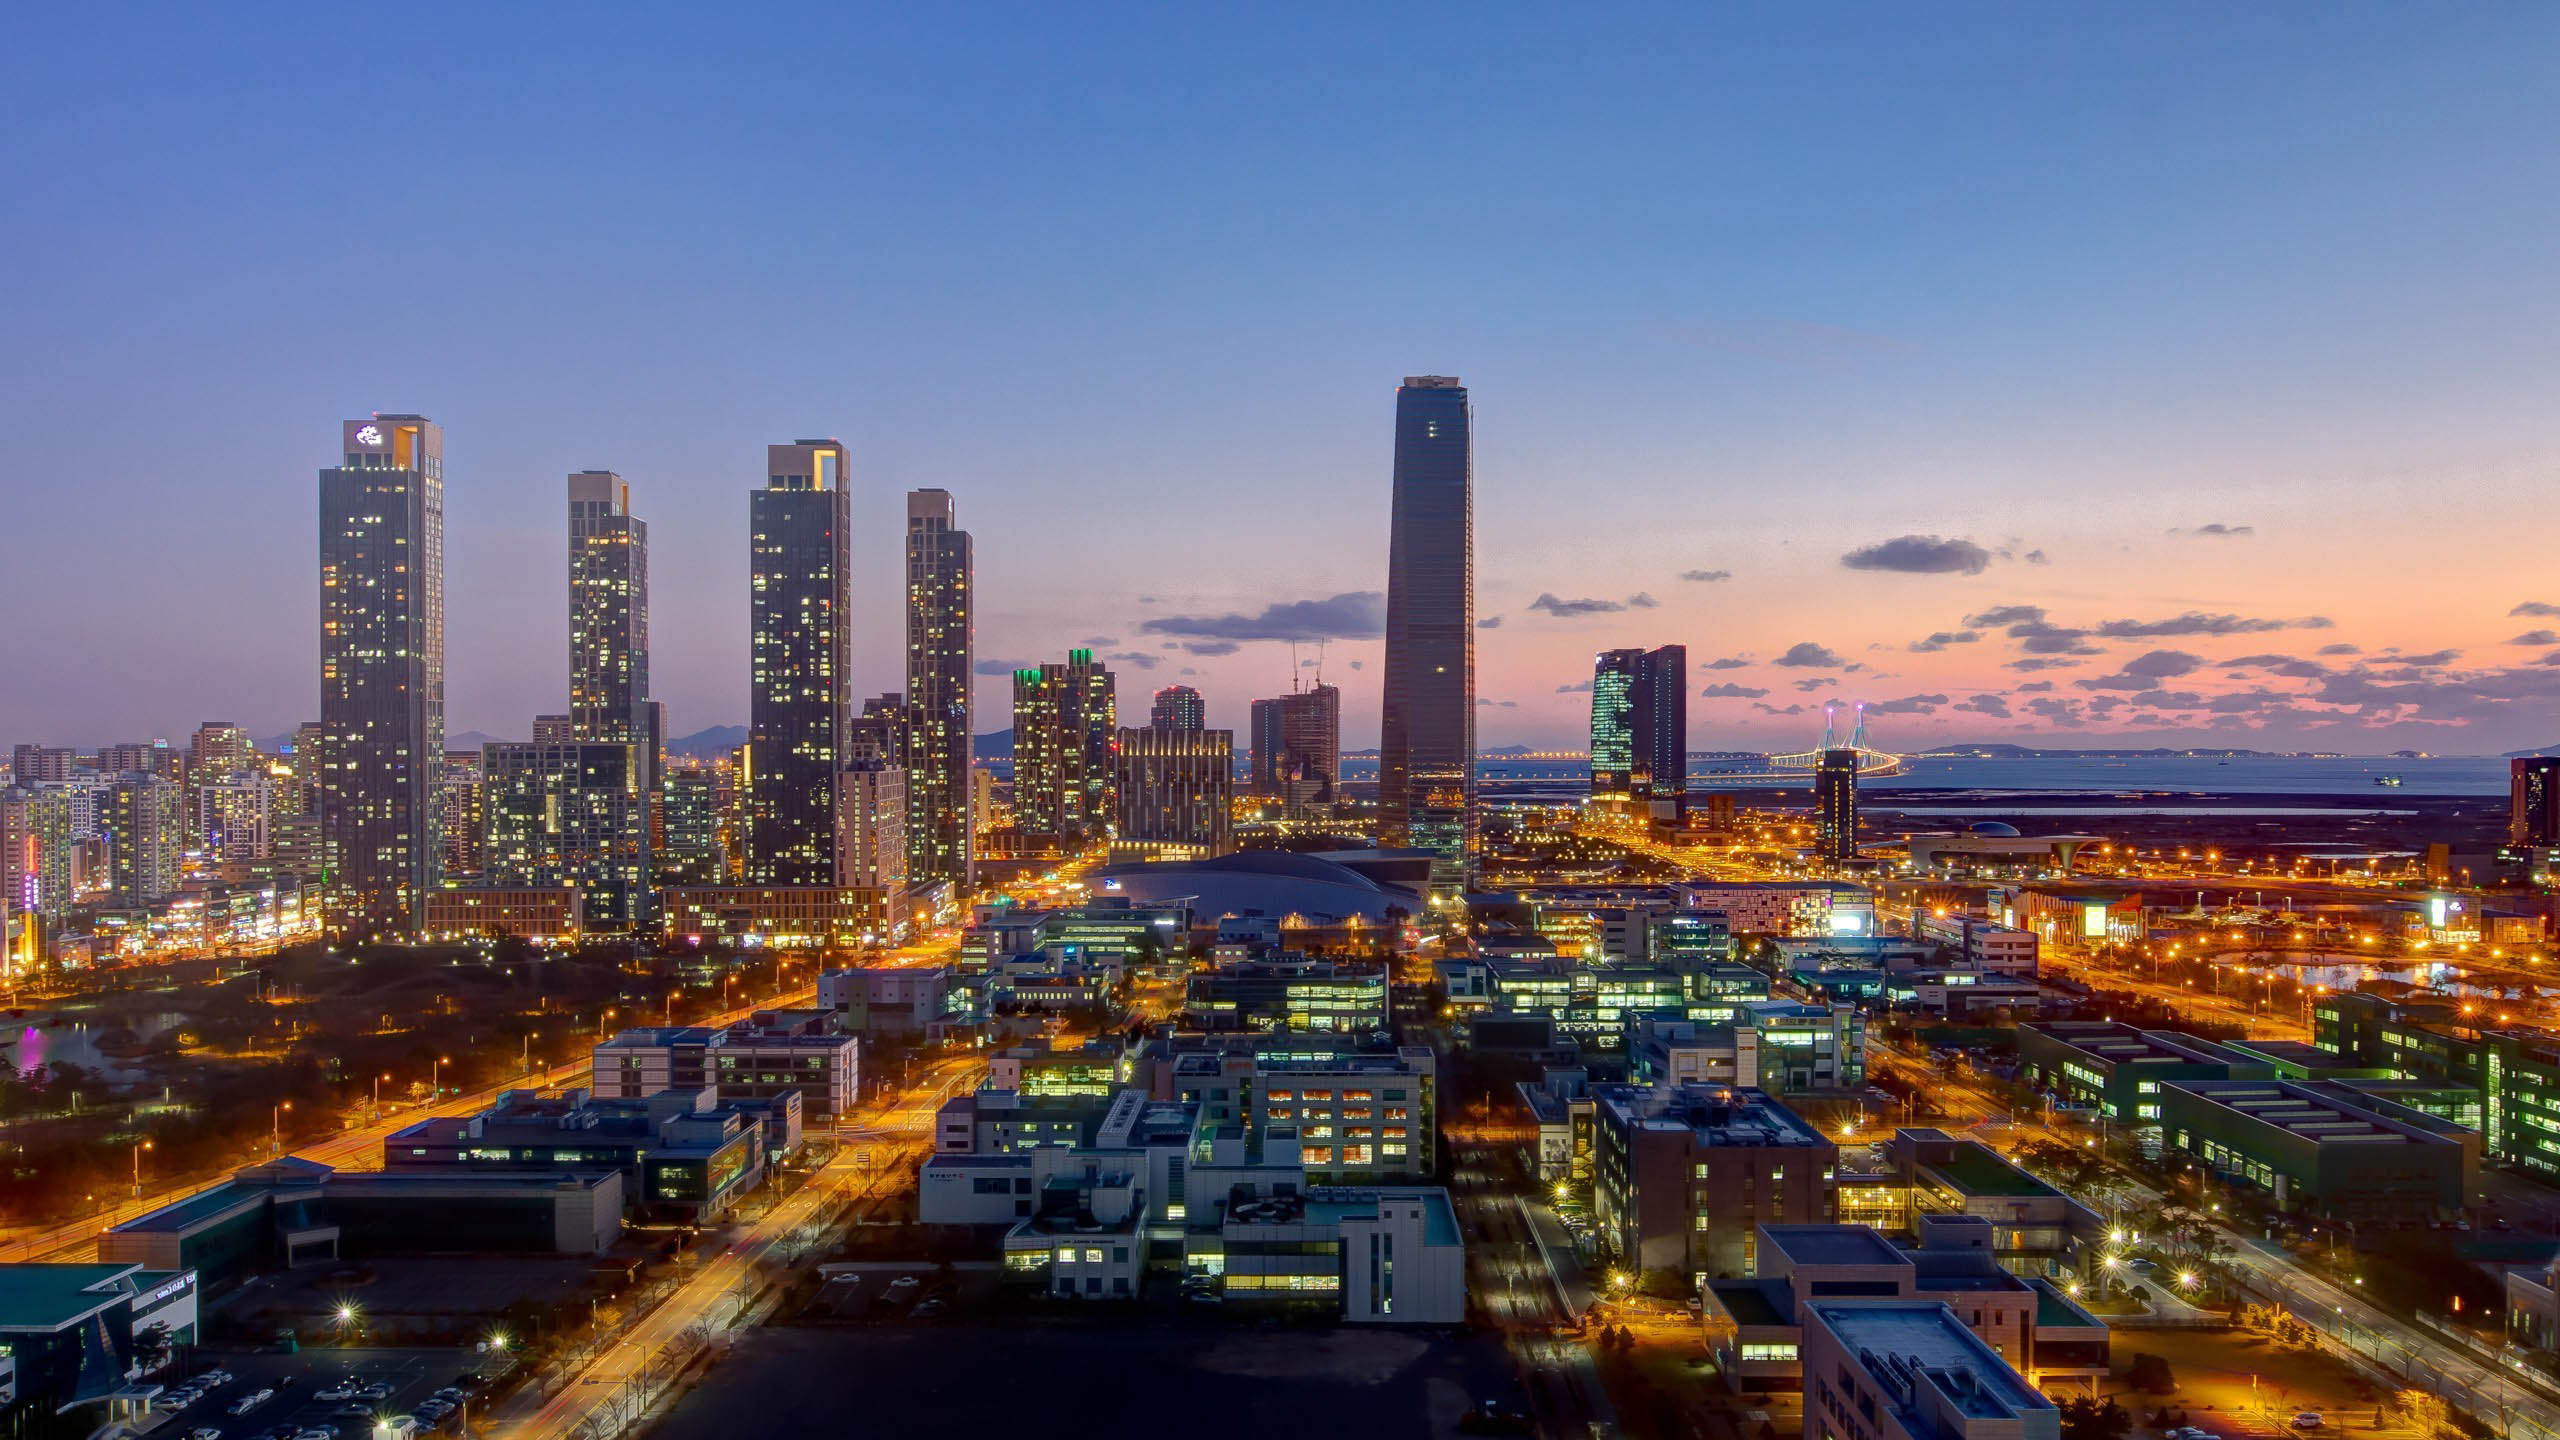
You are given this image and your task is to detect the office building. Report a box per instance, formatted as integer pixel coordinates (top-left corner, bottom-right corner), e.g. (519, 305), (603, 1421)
(384, 1086), (792, 1220)
(591, 1022), (860, 1120)
(817, 964), (950, 1032)
(657, 765), (721, 885)
(1378, 375), (1475, 892)
(479, 740), (648, 929)
(318, 413), (445, 935)
(1012, 650), (1115, 845)
(2515, 756), (2560, 848)
(439, 750), (485, 880)
(1184, 959), (1389, 1035)
(1111, 725), (1233, 860)
(196, 768), (275, 866)
(10, 747), (76, 785)
(1814, 748), (1858, 865)
(1251, 1047), (1439, 1184)
(1148, 685), (1205, 732)
(835, 762), (908, 891)
(904, 489), (973, 891)
(95, 743), (179, 782)
(1248, 682), (1341, 805)
(2156, 1077), (2473, 1220)
(747, 440), (852, 884)
(2016, 1022), (2266, 1125)
(1589, 647), (1687, 800)
(1590, 1083), (1836, 1278)
(658, 885), (894, 948)
(186, 722), (254, 784)
(0, 1261), (203, 1428)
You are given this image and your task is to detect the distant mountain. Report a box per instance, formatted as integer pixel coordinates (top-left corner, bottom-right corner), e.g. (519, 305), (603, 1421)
(668, 725), (748, 759)
(974, 728), (1013, 759)
(1928, 743), (2335, 759)
(2503, 745), (2560, 759)
(448, 730), (513, 751)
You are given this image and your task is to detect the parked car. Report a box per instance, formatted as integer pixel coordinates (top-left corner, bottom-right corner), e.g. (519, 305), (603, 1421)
(882, 1276), (920, 1305)
(360, 1384), (394, 1402)
(338, 1404), (377, 1420)
(190, 1427), (223, 1440)
(319, 1385), (358, 1402)
(230, 1389), (274, 1416)
(2291, 1413), (2324, 1430)
(199, 1371), (235, 1388)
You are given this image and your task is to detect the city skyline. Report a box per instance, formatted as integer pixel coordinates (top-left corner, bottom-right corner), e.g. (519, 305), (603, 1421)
(10, 8), (2560, 753)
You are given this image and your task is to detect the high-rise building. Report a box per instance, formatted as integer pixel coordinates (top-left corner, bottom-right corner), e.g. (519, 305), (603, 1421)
(10, 747), (76, 785)
(1591, 646), (1687, 801)
(1815, 749), (1859, 865)
(480, 740), (647, 927)
(1012, 651), (1116, 845)
(1112, 727), (1234, 860)
(658, 766), (722, 886)
(567, 470), (652, 921)
(1149, 685), (1205, 733)
(836, 765), (908, 891)
(531, 714), (576, 742)
(2513, 757), (2560, 849)
(747, 440), (852, 884)
(1, 786), (74, 917)
(1248, 683), (1341, 805)
(197, 769), (276, 866)
(188, 723), (255, 783)
(904, 489), (973, 892)
(1379, 376), (1474, 892)
(319, 414), (445, 936)
(1590, 651), (1639, 797)
(440, 751), (486, 880)
(99, 772), (185, 904)
(96, 742), (180, 782)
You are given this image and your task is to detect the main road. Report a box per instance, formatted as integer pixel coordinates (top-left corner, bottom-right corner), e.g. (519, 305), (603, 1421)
(484, 1052), (978, 1440)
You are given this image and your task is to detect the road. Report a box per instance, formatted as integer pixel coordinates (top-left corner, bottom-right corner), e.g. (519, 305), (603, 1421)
(1447, 1133), (1617, 1440)
(0, 986), (820, 1266)
(486, 1053), (977, 1440)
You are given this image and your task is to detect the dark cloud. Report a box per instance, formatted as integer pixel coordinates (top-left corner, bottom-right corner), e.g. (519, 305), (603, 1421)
(1704, 657), (1751, 670)
(2316, 643), (2362, 656)
(1840, 534), (1991, 576)
(1082, 635), (1119, 646)
(2515, 602), (2560, 617)
(1556, 680), (1594, 693)
(2173, 523), (2255, 537)
(2005, 657), (2081, 673)
(2394, 649), (2461, 667)
(1701, 683), (1771, 699)
(972, 658), (1034, 676)
(1793, 678), (1838, 692)
(2024, 550), (2049, 565)
(1680, 569), (1733, 583)
(1774, 642), (1847, 669)
(1181, 640), (1240, 657)
(2094, 612), (2328, 638)
(1179, 667), (1198, 676)
(1907, 630), (1982, 653)
(1868, 693), (1949, 715)
(1954, 693), (2011, 718)
(1626, 592), (1659, 609)
(1475, 698), (1518, 708)
(2016, 680), (2056, 693)
(2512, 631), (2560, 646)
(1526, 593), (1625, 617)
(1751, 702), (1806, 717)
(1964, 604), (2047, 628)
(1477, 615), (1504, 630)
(1104, 650), (1162, 671)
(2025, 697), (2086, 727)
(2221, 653), (2329, 680)
(1138, 590), (1384, 644)
(1346, 660), (1363, 671)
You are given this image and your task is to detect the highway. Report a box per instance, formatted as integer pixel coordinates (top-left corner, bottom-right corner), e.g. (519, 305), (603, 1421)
(484, 1052), (977, 1440)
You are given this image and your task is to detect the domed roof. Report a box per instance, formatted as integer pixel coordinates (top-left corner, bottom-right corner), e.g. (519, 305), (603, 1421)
(1968, 820), (2023, 837)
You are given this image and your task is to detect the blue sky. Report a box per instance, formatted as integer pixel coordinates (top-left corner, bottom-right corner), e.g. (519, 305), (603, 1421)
(7, 4), (2560, 752)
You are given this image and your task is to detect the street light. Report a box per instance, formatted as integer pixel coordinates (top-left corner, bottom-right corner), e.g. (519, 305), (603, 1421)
(433, 1055), (449, 1098)
(132, 1138), (153, 1197)
(272, 1101), (292, 1156)
(371, 1071), (391, 1121)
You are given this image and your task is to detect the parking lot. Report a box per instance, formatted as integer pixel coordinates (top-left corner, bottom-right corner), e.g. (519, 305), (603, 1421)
(149, 1347), (500, 1440)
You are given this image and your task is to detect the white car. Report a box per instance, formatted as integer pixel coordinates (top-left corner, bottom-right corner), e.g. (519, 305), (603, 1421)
(318, 1385), (358, 1402)
(199, 1371), (234, 1388)
(191, 1428), (224, 1440)
(230, 1389), (274, 1416)
(2291, 1415), (2324, 1431)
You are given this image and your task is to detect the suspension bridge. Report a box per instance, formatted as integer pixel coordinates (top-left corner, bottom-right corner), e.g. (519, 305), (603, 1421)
(1697, 702), (1905, 784)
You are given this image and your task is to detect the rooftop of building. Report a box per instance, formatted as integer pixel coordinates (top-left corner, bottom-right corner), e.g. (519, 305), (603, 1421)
(1917, 1142), (2060, 1199)
(1705, 1277), (1792, 1327)
(2162, 1079), (2457, 1147)
(1592, 1083), (1828, 1147)
(1762, 1223), (1904, 1269)
(2023, 1021), (2251, 1068)
(1216, 1186), (1462, 1247)
(1807, 1301), (2054, 1420)
(0, 1263), (145, 1331)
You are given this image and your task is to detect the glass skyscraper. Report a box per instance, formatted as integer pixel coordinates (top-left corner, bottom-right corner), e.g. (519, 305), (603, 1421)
(319, 414), (445, 936)
(1249, 682), (1341, 805)
(1590, 644), (1687, 801)
(1589, 650), (1639, 797)
(1379, 376), (1474, 891)
(904, 489), (973, 892)
(1149, 685), (1205, 733)
(1012, 650), (1116, 845)
(1816, 749), (1860, 865)
(568, 470), (651, 924)
(747, 440), (851, 885)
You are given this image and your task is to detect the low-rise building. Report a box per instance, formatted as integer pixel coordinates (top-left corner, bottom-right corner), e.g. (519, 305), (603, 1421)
(816, 964), (951, 1032)
(1183, 958), (1389, 1034)
(2157, 1077), (2474, 1221)
(0, 1262), (202, 1433)
(1591, 1083), (1836, 1279)
(1802, 1300), (2061, 1440)
(591, 1022), (860, 1120)
(1187, 1183), (1467, 1323)
(659, 885), (893, 948)
(382, 1086), (791, 1219)
(422, 885), (583, 941)
(2017, 1021), (2267, 1124)
(1253, 1047), (1438, 1184)
(1890, 1129), (2096, 1278)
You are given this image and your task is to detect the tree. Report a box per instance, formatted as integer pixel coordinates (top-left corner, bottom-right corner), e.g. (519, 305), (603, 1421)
(129, 1322), (173, 1374)
(2060, 1398), (2133, 1440)
(2127, 1352), (2176, 1396)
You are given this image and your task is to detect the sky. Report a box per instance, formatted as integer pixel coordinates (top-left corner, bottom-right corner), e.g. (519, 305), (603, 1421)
(6, 4), (2560, 755)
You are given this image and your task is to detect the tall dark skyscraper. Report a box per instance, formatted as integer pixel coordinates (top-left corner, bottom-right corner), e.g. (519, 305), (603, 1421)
(1590, 650), (1639, 797)
(746, 440), (851, 885)
(1815, 748), (1859, 865)
(319, 414), (444, 936)
(1590, 646), (1685, 800)
(2512, 757), (2560, 848)
(904, 489), (972, 892)
(1149, 685), (1205, 733)
(568, 470), (651, 923)
(1379, 376), (1474, 890)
